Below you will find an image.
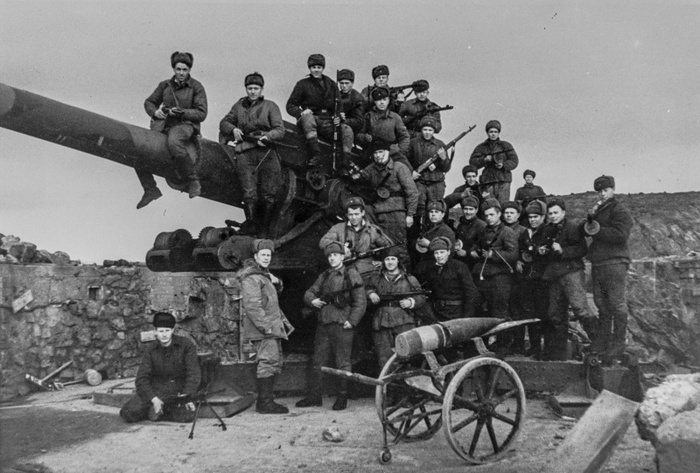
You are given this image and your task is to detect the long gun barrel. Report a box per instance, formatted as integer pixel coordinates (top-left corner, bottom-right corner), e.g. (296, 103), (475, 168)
(344, 242), (402, 265)
(415, 126), (475, 175)
(373, 290), (431, 304)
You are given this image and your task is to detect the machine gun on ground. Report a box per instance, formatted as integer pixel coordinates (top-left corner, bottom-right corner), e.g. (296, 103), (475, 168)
(161, 388), (228, 439)
(414, 126), (475, 177)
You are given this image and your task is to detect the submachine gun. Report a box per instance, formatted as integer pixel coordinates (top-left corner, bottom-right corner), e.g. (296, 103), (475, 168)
(414, 126), (476, 176)
(343, 241), (402, 265)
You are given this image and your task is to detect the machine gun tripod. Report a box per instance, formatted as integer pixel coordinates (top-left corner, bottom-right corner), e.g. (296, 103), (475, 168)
(176, 387), (228, 439)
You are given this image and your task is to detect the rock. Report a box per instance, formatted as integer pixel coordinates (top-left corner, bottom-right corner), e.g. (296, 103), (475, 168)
(655, 408), (700, 473)
(1, 254), (19, 264)
(1, 234), (20, 247)
(636, 373), (700, 444)
(32, 249), (54, 264)
(9, 242), (37, 263)
(51, 251), (71, 265)
(322, 426), (346, 443)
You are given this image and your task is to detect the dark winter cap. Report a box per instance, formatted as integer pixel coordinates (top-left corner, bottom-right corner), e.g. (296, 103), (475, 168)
(171, 51), (193, 68)
(462, 164), (478, 177)
(412, 79), (429, 92)
(419, 116), (438, 131)
(594, 175), (615, 191)
(344, 196), (365, 210)
(481, 198), (502, 212)
(370, 85), (390, 101)
(307, 54), (326, 68)
(485, 120), (501, 132)
(427, 200), (446, 213)
(371, 139), (392, 153)
(547, 198), (566, 211)
(372, 65), (390, 79)
(252, 239), (275, 253)
(429, 236), (452, 252)
(503, 201), (522, 213)
(324, 241), (344, 256)
(153, 311), (176, 329)
(525, 200), (547, 216)
(523, 169), (536, 178)
(337, 69), (354, 82)
(461, 195), (480, 209)
(381, 245), (402, 260)
(244, 72), (264, 87)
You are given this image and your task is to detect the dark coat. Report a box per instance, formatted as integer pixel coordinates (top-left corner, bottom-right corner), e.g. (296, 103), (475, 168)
(540, 218), (587, 280)
(407, 135), (451, 181)
(219, 97), (285, 152)
(339, 88), (366, 132)
(366, 270), (425, 330)
(454, 216), (487, 268)
(304, 265), (367, 327)
(358, 159), (419, 216)
(319, 220), (393, 276)
(358, 108), (410, 158)
(145, 76), (208, 133)
(399, 98), (443, 135)
(135, 335), (201, 402)
(415, 257), (478, 319)
(239, 259), (289, 341)
(286, 74), (337, 118)
(514, 183), (547, 206)
(518, 225), (549, 280)
(587, 197), (634, 267)
(471, 223), (519, 278)
(469, 138), (518, 184)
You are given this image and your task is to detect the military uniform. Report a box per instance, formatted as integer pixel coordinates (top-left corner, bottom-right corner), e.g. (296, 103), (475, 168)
(319, 220), (392, 280)
(120, 334), (201, 423)
(454, 214), (487, 270)
(415, 255), (478, 320)
(469, 121), (518, 204)
(358, 105), (411, 168)
(407, 133), (450, 219)
(399, 99), (443, 138)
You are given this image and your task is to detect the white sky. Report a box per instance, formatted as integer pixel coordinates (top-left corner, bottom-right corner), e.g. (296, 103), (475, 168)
(1, 0), (699, 263)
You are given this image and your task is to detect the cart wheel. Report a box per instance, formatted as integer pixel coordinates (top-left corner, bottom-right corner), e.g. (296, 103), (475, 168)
(375, 354), (443, 442)
(379, 448), (392, 464)
(442, 357), (525, 464)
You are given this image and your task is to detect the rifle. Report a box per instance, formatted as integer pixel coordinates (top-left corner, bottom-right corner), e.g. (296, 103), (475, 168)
(415, 126), (476, 175)
(333, 76), (342, 172)
(373, 290), (431, 305)
(235, 134), (299, 150)
(413, 104), (454, 121)
(344, 241), (402, 265)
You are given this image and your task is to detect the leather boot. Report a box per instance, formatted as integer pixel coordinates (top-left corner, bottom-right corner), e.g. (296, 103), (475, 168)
(256, 377), (289, 414)
(188, 179), (201, 199)
(306, 138), (322, 166)
(257, 201), (275, 239)
(332, 380), (348, 411)
(136, 187), (163, 209)
(296, 370), (323, 407)
(238, 201), (258, 235)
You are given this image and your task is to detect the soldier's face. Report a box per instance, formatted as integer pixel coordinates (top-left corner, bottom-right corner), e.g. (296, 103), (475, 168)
(375, 97), (390, 111)
(309, 65), (324, 78)
(428, 209), (444, 223)
(598, 187), (615, 201)
(374, 75), (389, 86)
(373, 149), (390, 165)
(462, 206), (477, 220)
(487, 128), (500, 140)
(254, 249), (272, 268)
(433, 249), (450, 265)
(328, 252), (344, 269)
(346, 207), (365, 226)
(528, 213), (545, 229)
(484, 208), (501, 226)
(465, 172), (478, 185)
(421, 127), (435, 140)
(415, 90), (429, 101)
(339, 80), (353, 93)
(504, 208), (520, 224)
(548, 205), (565, 224)
(173, 63), (190, 82)
(524, 175), (534, 184)
(246, 85), (263, 101)
(383, 256), (399, 272)
(156, 327), (174, 347)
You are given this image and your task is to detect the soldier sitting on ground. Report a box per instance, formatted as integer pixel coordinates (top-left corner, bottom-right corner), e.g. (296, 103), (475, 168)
(120, 312), (201, 423)
(137, 51), (208, 209)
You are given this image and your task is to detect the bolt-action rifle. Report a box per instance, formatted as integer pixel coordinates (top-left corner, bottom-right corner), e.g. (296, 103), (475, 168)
(344, 241), (402, 265)
(414, 126), (476, 176)
(413, 104), (455, 121)
(333, 76), (342, 172)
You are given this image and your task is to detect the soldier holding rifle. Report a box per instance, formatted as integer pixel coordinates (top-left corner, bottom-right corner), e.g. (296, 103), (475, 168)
(469, 120), (519, 204)
(399, 79), (446, 138)
(219, 72), (285, 237)
(120, 312), (201, 423)
(361, 64), (406, 113)
(297, 242), (367, 411)
(366, 246), (427, 369)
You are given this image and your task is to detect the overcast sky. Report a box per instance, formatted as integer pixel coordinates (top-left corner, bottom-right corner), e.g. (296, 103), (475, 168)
(1, 0), (699, 263)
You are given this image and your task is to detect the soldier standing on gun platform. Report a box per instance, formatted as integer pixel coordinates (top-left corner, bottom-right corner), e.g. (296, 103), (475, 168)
(358, 86), (411, 169)
(137, 51), (208, 209)
(361, 65), (406, 113)
(414, 200), (455, 264)
(444, 164), (486, 211)
(540, 199), (590, 361)
(399, 80), (443, 138)
(583, 175), (634, 365)
(453, 195), (487, 271)
(286, 54), (352, 167)
(514, 169), (547, 210)
(239, 239), (292, 414)
(415, 236), (478, 321)
(120, 312), (201, 423)
(219, 72), (285, 237)
(469, 120), (518, 205)
(407, 116), (450, 228)
(297, 242), (367, 411)
(336, 69), (366, 166)
(366, 246), (427, 369)
(351, 140), (419, 269)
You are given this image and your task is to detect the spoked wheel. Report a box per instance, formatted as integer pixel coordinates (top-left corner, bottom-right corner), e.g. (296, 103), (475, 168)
(375, 354), (444, 442)
(442, 357), (525, 464)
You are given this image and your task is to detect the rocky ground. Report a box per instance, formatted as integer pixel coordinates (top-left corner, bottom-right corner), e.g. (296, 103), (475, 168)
(0, 380), (657, 473)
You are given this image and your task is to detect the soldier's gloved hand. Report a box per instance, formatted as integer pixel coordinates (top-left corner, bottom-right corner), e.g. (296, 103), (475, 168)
(300, 108), (313, 116)
(369, 293), (380, 304)
(372, 260), (383, 270)
(365, 134), (373, 143)
(396, 92), (405, 102)
(340, 112), (346, 121)
(311, 298), (327, 309)
(233, 128), (244, 143)
(551, 242), (563, 254)
(406, 215), (414, 228)
(418, 237), (430, 248)
(399, 298), (412, 309)
(333, 116), (341, 126)
(350, 173), (361, 180)
(185, 402), (196, 411)
(257, 136), (269, 147)
(154, 107), (167, 120)
(151, 396), (164, 414)
(412, 171), (421, 180)
(269, 273), (280, 285)
(342, 321), (353, 330)
(169, 107), (184, 117)
(437, 148), (447, 160)
(495, 162), (504, 169)
(516, 261), (524, 273)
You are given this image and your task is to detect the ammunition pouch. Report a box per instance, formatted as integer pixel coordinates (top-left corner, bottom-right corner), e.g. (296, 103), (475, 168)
(376, 187), (390, 200)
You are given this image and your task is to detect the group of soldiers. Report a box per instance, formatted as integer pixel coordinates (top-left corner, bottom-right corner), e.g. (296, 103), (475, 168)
(122, 51), (634, 421)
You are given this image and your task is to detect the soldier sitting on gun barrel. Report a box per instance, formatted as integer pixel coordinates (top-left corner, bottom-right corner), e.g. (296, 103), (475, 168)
(120, 312), (201, 423)
(137, 51), (208, 209)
